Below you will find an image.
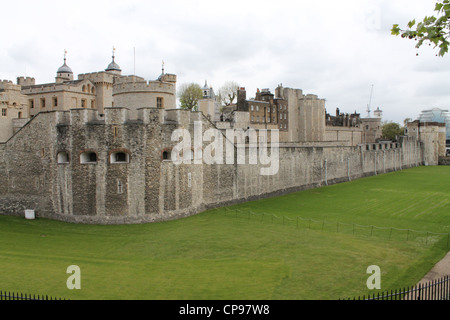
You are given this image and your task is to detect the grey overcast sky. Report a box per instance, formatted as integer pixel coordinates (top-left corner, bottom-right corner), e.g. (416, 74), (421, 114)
(1, 0), (449, 124)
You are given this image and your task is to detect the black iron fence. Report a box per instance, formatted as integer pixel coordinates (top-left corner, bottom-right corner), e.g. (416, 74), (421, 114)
(0, 291), (66, 300)
(343, 276), (450, 300)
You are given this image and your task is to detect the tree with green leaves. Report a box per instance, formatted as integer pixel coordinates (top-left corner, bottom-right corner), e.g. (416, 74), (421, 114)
(381, 121), (404, 141)
(391, 0), (450, 56)
(178, 83), (203, 111)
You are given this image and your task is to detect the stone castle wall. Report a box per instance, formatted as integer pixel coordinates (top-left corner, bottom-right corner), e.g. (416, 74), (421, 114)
(0, 108), (424, 224)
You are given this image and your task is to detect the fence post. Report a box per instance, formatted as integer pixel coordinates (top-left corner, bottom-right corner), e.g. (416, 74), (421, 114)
(418, 283), (421, 300)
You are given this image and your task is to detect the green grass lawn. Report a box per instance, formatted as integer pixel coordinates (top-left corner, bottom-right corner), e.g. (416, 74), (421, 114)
(0, 166), (449, 300)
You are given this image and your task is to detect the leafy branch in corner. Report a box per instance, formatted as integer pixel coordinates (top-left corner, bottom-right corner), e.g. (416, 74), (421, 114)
(391, 0), (450, 56)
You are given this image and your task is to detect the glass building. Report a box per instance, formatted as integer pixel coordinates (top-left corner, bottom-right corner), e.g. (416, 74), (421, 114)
(418, 108), (450, 146)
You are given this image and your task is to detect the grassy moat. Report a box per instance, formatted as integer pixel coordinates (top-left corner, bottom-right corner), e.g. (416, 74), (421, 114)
(0, 166), (449, 299)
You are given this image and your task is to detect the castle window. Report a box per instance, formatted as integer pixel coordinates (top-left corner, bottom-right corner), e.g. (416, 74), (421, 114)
(256, 106), (259, 111)
(80, 151), (98, 164)
(40, 98), (45, 108)
(117, 180), (123, 194)
(162, 149), (172, 161)
(91, 100), (96, 109)
(29, 99), (34, 109)
(110, 152), (129, 164)
(57, 151), (70, 164)
(81, 99), (87, 108)
(52, 97), (58, 107)
(18, 112), (22, 119)
(1, 109), (6, 117)
(157, 97), (164, 108)
(251, 105), (254, 111)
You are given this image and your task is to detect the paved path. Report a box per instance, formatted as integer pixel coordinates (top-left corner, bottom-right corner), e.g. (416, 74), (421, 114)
(417, 251), (450, 285)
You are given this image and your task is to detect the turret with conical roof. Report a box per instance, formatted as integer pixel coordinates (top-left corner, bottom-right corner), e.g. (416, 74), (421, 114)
(55, 50), (74, 83)
(105, 47), (122, 75)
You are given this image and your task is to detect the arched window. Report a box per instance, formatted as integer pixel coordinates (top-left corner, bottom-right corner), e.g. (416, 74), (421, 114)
(80, 151), (98, 164)
(57, 151), (70, 164)
(110, 151), (130, 164)
(162, 148), (173, 161)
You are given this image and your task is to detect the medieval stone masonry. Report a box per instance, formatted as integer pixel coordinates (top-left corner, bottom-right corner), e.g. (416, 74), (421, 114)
(0, 52), (444, 224)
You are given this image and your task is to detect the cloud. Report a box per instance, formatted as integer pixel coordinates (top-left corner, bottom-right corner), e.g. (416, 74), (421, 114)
(1, 0), (449, 124)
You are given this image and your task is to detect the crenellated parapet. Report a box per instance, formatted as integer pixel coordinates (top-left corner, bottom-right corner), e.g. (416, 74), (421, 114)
(69, 108), (103, 126)
(112, 75), (177, 113)
(0, 80), (21, 91)
(113, 78), (176, 95)
(16, 77), (36, 86)
(57, 107), (198, 127)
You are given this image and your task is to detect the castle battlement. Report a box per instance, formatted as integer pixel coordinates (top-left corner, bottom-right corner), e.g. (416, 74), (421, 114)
(113, 79), (175, 95)
(16, 77), (36, 86)
(78, 72), (115, 83)
(164, 108), (204, 127)
(114, 75), (146, 84)
(49, 106), (209, 128)
(302, 94), (321, 100)
(56, 107), (200, 127)
(0, 80), (21, 91)
(68, 108), (104, 126)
